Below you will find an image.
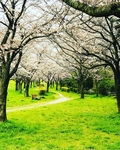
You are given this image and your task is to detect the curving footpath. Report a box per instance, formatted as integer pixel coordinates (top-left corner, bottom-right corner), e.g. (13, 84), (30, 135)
(7, 93), (71, 113)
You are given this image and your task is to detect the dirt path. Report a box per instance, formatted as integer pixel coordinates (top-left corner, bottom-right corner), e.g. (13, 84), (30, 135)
(7, 93), (71, 113)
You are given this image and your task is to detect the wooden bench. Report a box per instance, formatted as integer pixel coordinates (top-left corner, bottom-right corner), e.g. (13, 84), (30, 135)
(32, 94), (41, 100)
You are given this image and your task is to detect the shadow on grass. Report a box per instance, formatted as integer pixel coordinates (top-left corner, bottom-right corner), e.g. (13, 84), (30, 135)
(0, 120), (38, 138)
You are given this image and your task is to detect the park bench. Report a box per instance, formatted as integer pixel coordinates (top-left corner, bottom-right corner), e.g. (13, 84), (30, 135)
(32, 94), (41, 100)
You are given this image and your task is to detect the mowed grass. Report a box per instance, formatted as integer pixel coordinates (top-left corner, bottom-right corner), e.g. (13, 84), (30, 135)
(0, 80), (120, 150)
(7, 80), (60, 107)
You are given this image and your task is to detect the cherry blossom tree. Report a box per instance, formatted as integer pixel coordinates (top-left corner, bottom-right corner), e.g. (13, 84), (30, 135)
(41, 56), (62, 92)
(56, 0), (120, 112)
(0, 0), (57, 122)
(47, 2), (120, 112)
(52, 40), (93, 98)
(76, 16), (120, 112)
(64, 14), (120, 111)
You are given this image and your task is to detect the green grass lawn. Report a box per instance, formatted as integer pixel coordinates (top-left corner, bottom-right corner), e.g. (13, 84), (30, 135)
(7, 80), (60, 107)
(0, 80), (120, 150)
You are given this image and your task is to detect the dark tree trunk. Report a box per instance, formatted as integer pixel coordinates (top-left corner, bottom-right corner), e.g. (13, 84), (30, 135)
(0, 66), (9, 122)
(95, 79), (99, 97)
(52, 81), (54, 88)
(15, 80), (19, 91)
(59, 80), (63, 90)
(19, 81), (23, 93)
(26, 82), (29, 97)
(80, 85), (84, 99)
(77, 77), (85, 99)
(115, 72), (120, 113)
(55, 81), (58, 90)
(24, 80), (30, 97)
(77, 79), (81, 93)
(46, 81), (50, 92)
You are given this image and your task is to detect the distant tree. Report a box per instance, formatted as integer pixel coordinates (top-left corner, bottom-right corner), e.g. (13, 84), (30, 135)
(41, 58), (57, 93)
(77, 16), (120, 112)
(51, 19), (93, 98)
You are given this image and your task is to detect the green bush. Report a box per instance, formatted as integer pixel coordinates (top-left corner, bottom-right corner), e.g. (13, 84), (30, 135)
(39, 86), (46, 95)
(61, 87), (70, 92)
(85, 77), (93, 90)
(98, 79), (115, 96)
(39, 90), (46, 95)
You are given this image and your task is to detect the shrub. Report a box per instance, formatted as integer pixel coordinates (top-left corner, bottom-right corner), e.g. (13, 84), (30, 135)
(98, 79), (115, 96)
(73, 88), (78, 92)
(39, 86), (46, 95)
(85, 77), (93, 90)
(88, 89), (95, 95)
(39, 90), (46, 95)
(61, 87), (70, 92)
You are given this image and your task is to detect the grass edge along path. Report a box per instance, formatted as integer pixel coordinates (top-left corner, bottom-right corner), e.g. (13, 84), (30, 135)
(7, 92), (72, 113)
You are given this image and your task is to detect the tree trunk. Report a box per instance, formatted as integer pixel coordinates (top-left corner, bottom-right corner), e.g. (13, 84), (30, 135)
(52, 81), (54, 88)
(36, 79), (40, 86)
(15, 80), (19, 91)
(77, 79), (81, 93)
(55, 81), (58, 90)
(30, 81), (32, 88)
(0, 66), (9, 122)
(46, 81), (50, 93)
(95, 79), (99, 97)
(80, 85), (84, 99)
(19, 81), (23, 93)
(59, 80), (63, 90)
(77, 77), (84, 99)
(24, 80), (30, 97)
(115, 73), (120, 113)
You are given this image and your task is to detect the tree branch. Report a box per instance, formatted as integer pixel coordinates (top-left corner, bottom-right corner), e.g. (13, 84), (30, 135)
(61, 0), (120, 18)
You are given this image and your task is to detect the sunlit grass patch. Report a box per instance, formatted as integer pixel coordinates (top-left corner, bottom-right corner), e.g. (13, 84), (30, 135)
(7, 80), (60, 108)
(1, 80), (120, 149)
(3, 96), (119, 150)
